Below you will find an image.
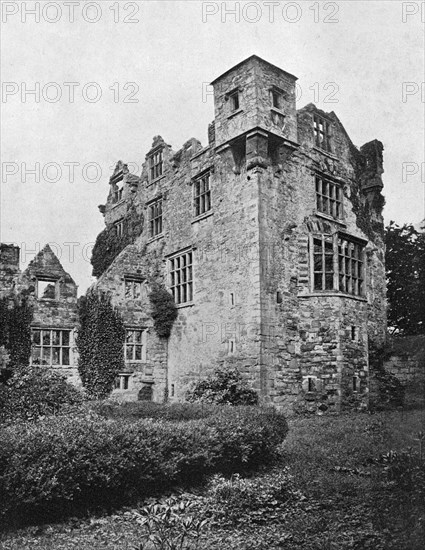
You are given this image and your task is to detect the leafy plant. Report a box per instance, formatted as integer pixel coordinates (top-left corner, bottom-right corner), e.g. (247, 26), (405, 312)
(91, 205), (144, 278)
(372, 368), (405, 410)
(76, 290), (126, 399)
(0, 365), (83, 425)
(134, 497), (208, 549)
(186, 367), (258, 406)
(149, 284), (178, 338)
(205, 468), (305, 526)
(0, 294), (33, 372)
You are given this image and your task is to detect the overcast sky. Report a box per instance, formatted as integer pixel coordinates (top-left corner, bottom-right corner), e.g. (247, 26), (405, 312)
(1, 0), (424, 294)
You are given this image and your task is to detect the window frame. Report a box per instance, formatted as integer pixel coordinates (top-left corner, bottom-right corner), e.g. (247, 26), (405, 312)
(229, 90), (239, 111)
(168, 249), (194, 305)
(31, 327), (72, 366)
(315, 175), (343, 220)
(193, 171), (212, 218)
(124, 328), (147, 363)
(310, 233), (366, 297)
(148, 196), (163, 237)
(149, 148), (163, 181)
(36, 278), (59, 300)
(124, 277), (146, 300)
(114, 219), (125, 238)
(313, 113), (332, 153)
(113, 185), (124, 203)
(114, 373), (131, 391)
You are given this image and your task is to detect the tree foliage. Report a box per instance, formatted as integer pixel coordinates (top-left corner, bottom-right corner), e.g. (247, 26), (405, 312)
(0, 294), (33, 375)
(385, 222), (425, 335)
(90, 205), (144, 278)
(148, 283), (178, 338)
(186, 367), (259, 405)
(76, 291), (126, 399)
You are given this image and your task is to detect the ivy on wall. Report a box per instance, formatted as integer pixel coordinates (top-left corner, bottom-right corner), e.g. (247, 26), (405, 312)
(76, 290), (126, 399)
(91, 205), (144, 278)
(0, 294), (33, 373)
(148, 284), (178, 338)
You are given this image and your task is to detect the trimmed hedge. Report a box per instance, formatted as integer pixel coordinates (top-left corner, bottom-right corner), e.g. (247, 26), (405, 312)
(92, 400), (231, 422)
(0, 407), (287, 527)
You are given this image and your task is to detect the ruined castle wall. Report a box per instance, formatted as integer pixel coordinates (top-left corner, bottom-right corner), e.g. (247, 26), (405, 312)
(257, 106), (384, 413)
(0, 244), (20, 297)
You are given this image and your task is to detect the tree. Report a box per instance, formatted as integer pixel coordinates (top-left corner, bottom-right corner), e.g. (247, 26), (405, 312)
(385, 221), (425, 335)
(76, 290), (126, 398)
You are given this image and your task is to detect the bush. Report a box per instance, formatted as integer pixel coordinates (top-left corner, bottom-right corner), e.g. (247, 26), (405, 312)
(92, 400), (230, 422)
(0, 366), (83, 425)
(373, 369), (405, 410)
(0, 407), (287, 527)
(186, 367), (259, 406)
(205, 468), (305, 526)
(148, 283), (178, 338)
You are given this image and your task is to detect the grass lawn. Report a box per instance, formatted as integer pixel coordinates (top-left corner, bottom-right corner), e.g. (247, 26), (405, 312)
(1, 408), (424, 550)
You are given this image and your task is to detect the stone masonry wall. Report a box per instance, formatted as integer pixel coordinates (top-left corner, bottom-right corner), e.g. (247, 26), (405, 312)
(93, 55), (387, 413)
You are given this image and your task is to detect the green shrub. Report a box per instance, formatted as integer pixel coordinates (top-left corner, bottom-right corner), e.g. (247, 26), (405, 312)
(205, 468), (305, 526)
(186, 368), (259, 405)
(148, 283), (178, 338)
(76, 291), (126, 399)
(135, 497), (208, 549)
(0, 366), (83, 425)
(0, 294), (33, 370)
(93, 400), (228, 422)
(373, 369), (405, 410)
(0, 407), (287, 527)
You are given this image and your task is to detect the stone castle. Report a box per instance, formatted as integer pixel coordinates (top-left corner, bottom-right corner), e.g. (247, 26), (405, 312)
(0, 56), (387, 413)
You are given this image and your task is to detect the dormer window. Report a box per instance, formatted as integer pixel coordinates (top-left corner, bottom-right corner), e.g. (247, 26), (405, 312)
(36, 278), (58, 300)
(149, 149), (163, 181)
(313, 114), (332, 152)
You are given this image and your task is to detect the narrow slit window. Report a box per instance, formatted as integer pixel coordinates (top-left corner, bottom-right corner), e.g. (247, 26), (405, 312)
(229, 91), (239, 111)
(272, 89), (283, 110)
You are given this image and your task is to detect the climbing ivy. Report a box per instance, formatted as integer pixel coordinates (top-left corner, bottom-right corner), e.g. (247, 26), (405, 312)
(91, 205), (144, 278)
(76, 290), (126, 399)
(148, 283), (178, 338)
(0, 294), (33, 373)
